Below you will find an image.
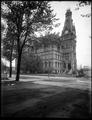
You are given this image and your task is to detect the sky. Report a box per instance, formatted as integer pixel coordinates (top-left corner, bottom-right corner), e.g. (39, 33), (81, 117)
(50, 1), (91, 68)
(2, 1), (91, 69)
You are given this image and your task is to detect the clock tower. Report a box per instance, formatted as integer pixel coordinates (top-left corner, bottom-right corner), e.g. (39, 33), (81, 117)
(61, 9), (77, 74)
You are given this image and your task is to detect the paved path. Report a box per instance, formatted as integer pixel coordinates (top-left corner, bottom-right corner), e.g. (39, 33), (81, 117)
(3, 74), (91, 91)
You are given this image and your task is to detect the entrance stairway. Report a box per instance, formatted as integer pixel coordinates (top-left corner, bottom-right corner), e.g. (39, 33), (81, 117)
(67, 69), (72, 74)
(61, 69), (73, 77)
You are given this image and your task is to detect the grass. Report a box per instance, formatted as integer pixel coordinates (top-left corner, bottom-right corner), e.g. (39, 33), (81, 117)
(1, 80), (91, 118)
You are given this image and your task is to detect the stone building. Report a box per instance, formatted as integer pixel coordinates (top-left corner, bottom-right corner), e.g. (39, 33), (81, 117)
(35, 43), (63, 74)
(34, 9), (77, 74)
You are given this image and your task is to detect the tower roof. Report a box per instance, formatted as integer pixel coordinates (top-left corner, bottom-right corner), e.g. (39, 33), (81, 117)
(61, 9), (76, 36)
(65, 9), (72, 17)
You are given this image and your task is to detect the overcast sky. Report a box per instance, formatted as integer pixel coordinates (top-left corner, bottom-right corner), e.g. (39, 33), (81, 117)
(50, 1), (91, 68)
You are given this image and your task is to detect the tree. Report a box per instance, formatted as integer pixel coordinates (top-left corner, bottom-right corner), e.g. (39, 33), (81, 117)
(78, 1), (91, 6)
(75, 1), (91, 17)
(2, 1), (58, 81)
(3, 22), (17, 77)
(1, 60), (6, 73)
(34, 32), (61, 49)
(1, 22), (5, 57)
(20, 53), (43, 74)
(1, 22), (5, 36)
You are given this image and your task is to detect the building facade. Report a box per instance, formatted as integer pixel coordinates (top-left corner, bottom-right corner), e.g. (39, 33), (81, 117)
(34, 9), (77, 74)
(35, 44), (63, 73)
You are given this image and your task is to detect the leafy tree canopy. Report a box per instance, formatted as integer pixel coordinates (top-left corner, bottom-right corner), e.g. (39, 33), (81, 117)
(75, 1), (91, 17)
(3, 22), (17, 61)
(33, 32), (61, 49)
(21, 53), (43, 73)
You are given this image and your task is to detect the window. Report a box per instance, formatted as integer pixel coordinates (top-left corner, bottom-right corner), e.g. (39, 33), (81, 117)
(62, 45), (64, 49)
(58, 55), (59, 59)
(49, 62), (51, 67)
(60, 63), (61, 67)
(55, 54), (57, 59)
(57, 55), (58, 59)
(58, 62), (59, 67)
(55, 62), (57, 67)
(45, 62), (47, 68)
(58, 46), (60, 51)
(51, 62), (52, 67)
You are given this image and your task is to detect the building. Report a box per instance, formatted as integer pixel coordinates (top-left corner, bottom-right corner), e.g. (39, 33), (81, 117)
(61, 9), (77, 74)
(32, 9), (77, 74)
(83, 66), (91, 77)
(35, 43), (63, 74)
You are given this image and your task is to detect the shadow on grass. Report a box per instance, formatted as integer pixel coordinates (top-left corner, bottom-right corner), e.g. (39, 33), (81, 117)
(1, 80), (91, 118)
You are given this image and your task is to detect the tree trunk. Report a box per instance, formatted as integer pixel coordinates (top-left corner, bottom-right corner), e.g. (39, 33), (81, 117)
(15, 51), (22, 81)
(9, 39), (14, 77)
(15, 29), (27, 81)
(9, 58), (12, 77)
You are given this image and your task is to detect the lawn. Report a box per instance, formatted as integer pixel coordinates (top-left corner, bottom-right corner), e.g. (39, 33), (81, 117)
(1, 80), (91, 118)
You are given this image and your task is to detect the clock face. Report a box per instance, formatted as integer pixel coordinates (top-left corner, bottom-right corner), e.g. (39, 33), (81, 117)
(65, 30), (68, 34)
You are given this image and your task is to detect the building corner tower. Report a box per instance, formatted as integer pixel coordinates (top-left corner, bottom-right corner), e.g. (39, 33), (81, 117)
(61, 9), (77, 74)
